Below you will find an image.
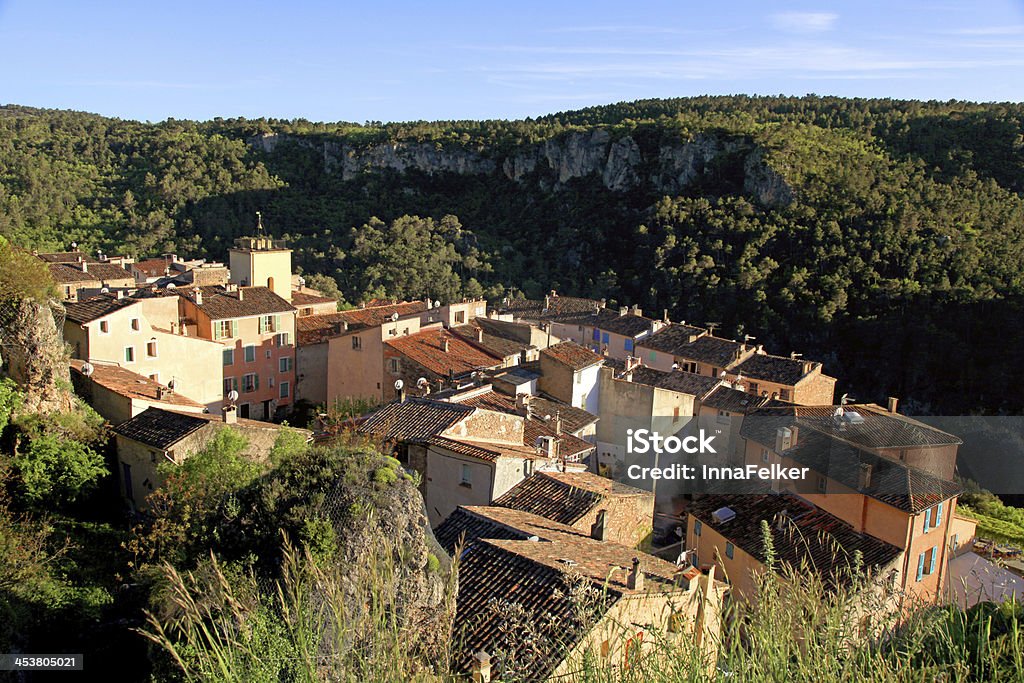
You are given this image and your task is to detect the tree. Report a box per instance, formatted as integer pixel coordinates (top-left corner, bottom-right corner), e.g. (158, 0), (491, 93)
(11, 434), (107, 506)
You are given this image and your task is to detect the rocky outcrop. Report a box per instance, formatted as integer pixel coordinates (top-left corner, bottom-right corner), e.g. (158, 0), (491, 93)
(0, 299), (74, 416)
(251, 129), (795, 205)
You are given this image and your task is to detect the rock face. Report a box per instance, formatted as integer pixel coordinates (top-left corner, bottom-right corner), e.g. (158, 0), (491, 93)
(0, 299), (74, 416)
(251, 128), (795, 205)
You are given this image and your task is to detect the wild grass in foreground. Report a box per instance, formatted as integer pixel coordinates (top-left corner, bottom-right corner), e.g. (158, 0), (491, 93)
(141, 521), (1024, 683)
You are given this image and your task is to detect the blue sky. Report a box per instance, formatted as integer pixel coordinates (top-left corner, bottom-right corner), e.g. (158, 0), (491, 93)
(1, 0), (1023, 123)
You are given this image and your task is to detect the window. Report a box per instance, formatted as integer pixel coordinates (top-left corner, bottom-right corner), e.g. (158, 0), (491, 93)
(648, 351), (656, 361)
(389, 358), (399, 373)
(301, 307), (313, 316)
(352, 336), (362, 350)
(673, 406), (680, 419)
(258, 315), (279, 334)
(625, 338), (634, 352)
(130, 318), (141, 331)
(693, 520), (702, 537)
(749, 382), (759, 395)
(681, 361), (698, 373)
(817, 476), (827, 493)
(124, 346), (135, 363)
(924, 502), (944, 533)
(455, 310), (465, 324)
(150, 450), (158, 464)
(575, 373), (582, 384)
(279, 357), (293, 373)
(460, 464), (472, 486)
(761, 448), (770, 463)
(146, 339), (158, 357)
(725, 542), (734, 560)
(916, 547), (938, 581)
(275, 332), (291, 347)
(244, 345), (256, 363)
(149, 373), (159, 382)
(223, 349), (234, 366)
(780, 388), (791, 401)
(243, 373), (258, 393)
(99, 320), (109, 334)
(279, 381), (290, 399)
(711, 367), (718, 377)
(601, 332), (610, 344)
(214, 320), (236, 339)
(951, 534), (959, 550)
(388, 327), (397, 336)
(717, 410), (731, 425)
(223, 377), (238, 395)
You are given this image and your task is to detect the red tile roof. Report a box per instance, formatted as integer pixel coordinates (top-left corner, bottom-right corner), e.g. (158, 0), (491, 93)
(540, 341), (604, 371)
(291, 290), (337, 306)
(69, 362), (203, 410)
(386, 328), (502, 378)
(428, 435), (543, 462)
(183, 286), (295, 320)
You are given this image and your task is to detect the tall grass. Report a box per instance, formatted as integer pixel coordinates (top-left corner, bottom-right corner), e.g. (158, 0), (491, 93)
(141, 521), (1023, 683)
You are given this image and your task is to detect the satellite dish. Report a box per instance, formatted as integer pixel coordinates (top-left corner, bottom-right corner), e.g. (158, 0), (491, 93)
(166, 283), (176, 290)
(719, 370), (727, 378)
(391, 312), (400, 322)
(100, 287), (109, 293)
(71, 242), (78, 249)
(80, 362), (94, 377)
(297, 276), (305, 287)
(434, 300), (440, 308)
(671, 362), (680, 371)
(394, 379), (405, 391)
(228, 389), (239, 403)
(416, 377), (429, 389)
(168, 379), (178, 391)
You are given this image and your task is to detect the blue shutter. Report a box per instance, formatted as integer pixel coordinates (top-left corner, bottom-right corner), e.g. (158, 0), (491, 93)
(592, 328), (600, 341)
(924, 508), (932, 532)
(726, 542), (734, 559)
(917, 552), (925, 581)
(929, 547), (937, 575)
(936, 502), (944, 526)
(602, 332), (610, 343)
(625, 338), (634, 352)
(694, 520), (702, 536)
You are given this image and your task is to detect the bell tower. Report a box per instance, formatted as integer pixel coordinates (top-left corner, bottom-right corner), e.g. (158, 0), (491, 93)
(228, 212), (292, 301)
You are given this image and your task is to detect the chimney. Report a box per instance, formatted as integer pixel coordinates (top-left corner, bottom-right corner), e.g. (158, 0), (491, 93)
(663, 309), (669, 323)
(115, 290), (125, 299)
(627, 557), (644, 591)
(802, 360), (813, 375)
(599, 298), (607, 309)
(789, 426), (798, 446)
(630, 304), (641, 317)
(476, 327), (484, 343)
(193, 288), (203, 306)
(550, 289), (557, 298)
(81, 261), (88, 273)
(399, 387), (407, 403)
(156, 386), (165, 400)
(757, 344), (765, 354)
(858, 462), (873, 489)
(554, 411), (562, 436)
(591, 509), (609, 541)
(516, 393), (531, 416)
(170, 322), (177, 335)
(238, 288), (244, 302)
(442, 337), (450, 353)
(537, 435), (558, 459)
(222, 404), (238, 424)
(471, 650), (492, 683)
(774, 427), (792, 453)
(543, 294), (551, 311)
(887, 397), (899, 414)
(619, 306), (628, 317)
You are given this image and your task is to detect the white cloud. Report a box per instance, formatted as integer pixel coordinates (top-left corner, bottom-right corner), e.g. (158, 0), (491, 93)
(770, 12), (838, 34)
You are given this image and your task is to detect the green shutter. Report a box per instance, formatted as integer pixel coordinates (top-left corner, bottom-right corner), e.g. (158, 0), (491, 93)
(928, 547), (937, 575)
(213, 323), (221, 340)
(257, 317), (264, 334)
(924, 508), (932, 532)
(231, 320), (238, 338)
(936, 502), (943, 526)
(917, 552), (925, 581)
(255, 374), (260, 390)
(274, 314), (281, 332)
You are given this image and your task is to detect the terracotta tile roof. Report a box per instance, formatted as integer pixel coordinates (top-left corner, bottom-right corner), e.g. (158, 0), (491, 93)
(112, 407), (209, 449)
(49, 263), (99, 284)
(493, 471), (646, 526)
(450, 322), (530, 360)
(689, 493), (902, 586)
(184, 286), (295, 320)
(784, 431), (962, 512)
(701, 384), (772, 414)
(642, 334), (747, 368)
(84, 263), (134, 281)
(291, 290), (337, 306)
(628, 366), (721, 397)
(295, 313), (348, 345)
(735, 353), (820, 386)
(496, 294), (603, 322)
(386, 328), (503, 377)
(63, 293), (142, 323)
(132, 258), (172, 278)
(446, 389), (595, 459)
(36, 251), (96, 264)
(356, 398), (473, 442)
(637, 323), (708, 354)
(527, 396), (598, 434)
(428, 436), (543, 462)
(540, 341), (604, 371)
(566, 308), (660, 338)
(69, 362), (202, 410)
(339, 301), (427, 327)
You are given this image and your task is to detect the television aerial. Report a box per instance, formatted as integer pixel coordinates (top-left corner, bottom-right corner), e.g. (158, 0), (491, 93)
(228, 390), (239, 403)
(80, 362), (94, 377)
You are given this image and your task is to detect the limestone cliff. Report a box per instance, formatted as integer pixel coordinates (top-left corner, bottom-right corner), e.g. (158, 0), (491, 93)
(0, 299), (74, 416)
(251, 128), (795, 205)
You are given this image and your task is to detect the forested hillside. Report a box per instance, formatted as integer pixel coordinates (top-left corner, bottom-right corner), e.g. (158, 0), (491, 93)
(3, 97), (1024, 413)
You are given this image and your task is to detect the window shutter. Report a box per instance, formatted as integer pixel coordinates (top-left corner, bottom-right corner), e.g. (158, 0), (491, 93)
(258, 317), (264, 334)
(255, 374), (260, 390)
(274, 315), (281, 332)
(929, 547), (937, 575)
(917, 552), (925, 581)
(231, 320), (238, 338)
(936, 502), (943, 526)
(924, 509), (932, 532)
(213, 324), (221, 340)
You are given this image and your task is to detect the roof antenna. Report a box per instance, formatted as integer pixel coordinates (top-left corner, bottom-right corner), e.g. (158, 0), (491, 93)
(256, 211), (264, 235)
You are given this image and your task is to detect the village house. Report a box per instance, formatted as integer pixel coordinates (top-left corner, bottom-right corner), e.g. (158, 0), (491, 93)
(727, 351), (837, 404)
(176, 284), (297, 421)
(695, 383), (772, 465)
(637, 328), (755, 380)
(63, 292), (224, 411)
(492, 469), (656, 548)
(48, 260), (135, 301)
(537, 341), (604, 414)
(382, 326), (504, 402)
(356, 396), (572, 526)
(555, 306), (668, 360)
(291, 289), (338, 317)
(111, 405), (310, 510)
(228, 235), (293, 300)
(435, 505), (726, 681)
(68, 361), (206, 425)
(450, 318), (539, 367)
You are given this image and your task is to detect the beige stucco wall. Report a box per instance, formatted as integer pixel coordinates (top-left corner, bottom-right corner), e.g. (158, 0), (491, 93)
(296, 340), (329, 405)
(229, 248), (292, 300)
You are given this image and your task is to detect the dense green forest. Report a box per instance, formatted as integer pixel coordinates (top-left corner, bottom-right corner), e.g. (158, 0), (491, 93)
(3, 97), (1024, 413)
